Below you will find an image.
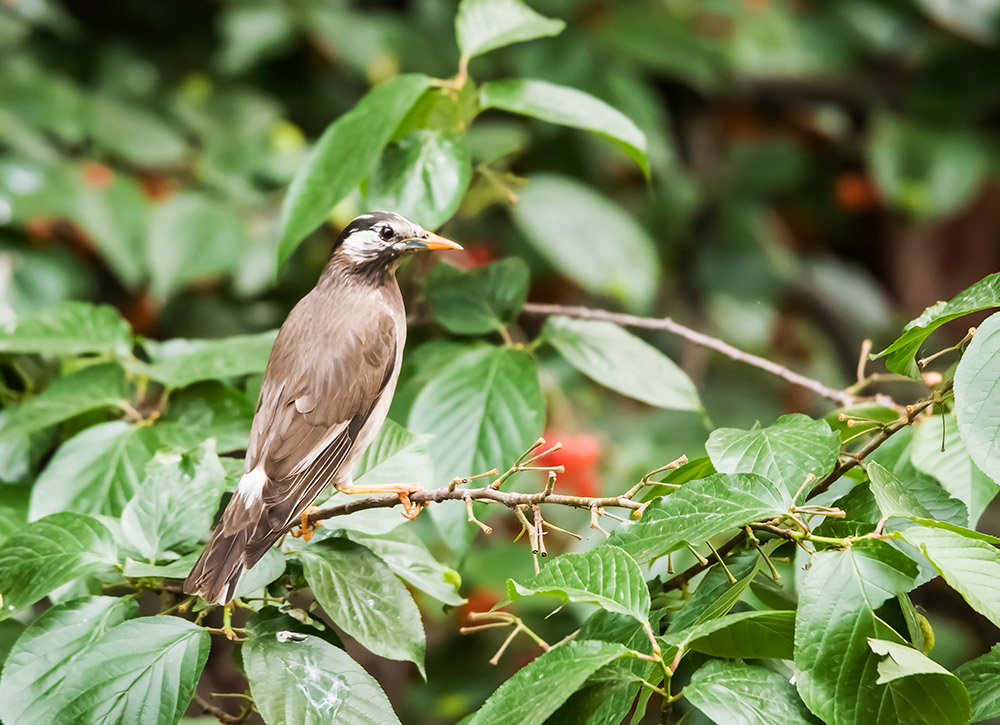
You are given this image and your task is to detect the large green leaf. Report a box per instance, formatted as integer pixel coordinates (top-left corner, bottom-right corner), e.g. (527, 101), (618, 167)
(480, 79), (648, 175)
(146, 192), (247, 301)
(0, 362), (129, 438)
(408, 346), (544, 550)
(121, 442), (228, 562)
(0, 596), (139, 725)
(245, 630), (400, 725)
(455, 0), (564, 60)
(955, 643), (1000, 722)
(341, 527), (464, 606)
(505, 545), (650, 621)
(867, 639), (971, 725)
(467, 640), (626, 725)
(706, 414), (840, 496)
(903, 525), (1000, 628)
(0, 513), (117, 618)
(88, 97), (189, 168)
(795, 540), (920, 724)
(955, 310), (1000, 486)
(298, 538), (425, 675)
(868, 115), (988, 222)
(666, 547), (770, 634)
(131, 330), (276, 390)
(867, 459), (968, 528)
(0, 301), (132, 357)
(665, 610), (795, 660)
(71, 171), (149, 290)
(912, 414), (999, 526)
(365, 130), (471, 229)
(873, 272), (1000, 377)
(609, 472), (790, 562)
(278, 74), (433, 265)
(425, 258), (529, 336)
(29, 421), (160, 519)
(54, 617), (209, 725)
(155, 381), (255, 454)
(542, 316), (700, 412)
(685, 660), (818, 725)
(512, 174), (660, 310)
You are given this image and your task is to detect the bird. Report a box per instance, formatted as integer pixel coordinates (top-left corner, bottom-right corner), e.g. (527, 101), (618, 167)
(184, 211), (462, 605)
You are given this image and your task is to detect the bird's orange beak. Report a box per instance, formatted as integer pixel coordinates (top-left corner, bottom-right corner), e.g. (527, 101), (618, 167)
(405, 232), (463, 251)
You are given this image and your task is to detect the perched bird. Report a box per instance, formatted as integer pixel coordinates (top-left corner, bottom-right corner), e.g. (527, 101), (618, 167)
(184, 211), (462, 605)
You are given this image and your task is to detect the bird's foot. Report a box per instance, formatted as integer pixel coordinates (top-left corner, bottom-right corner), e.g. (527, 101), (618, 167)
(337, 482), (424, 520)
(290, 506), (323, 541)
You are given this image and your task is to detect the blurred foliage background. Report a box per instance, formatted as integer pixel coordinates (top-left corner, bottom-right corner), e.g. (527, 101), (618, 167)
(2, 0), (1000, 721)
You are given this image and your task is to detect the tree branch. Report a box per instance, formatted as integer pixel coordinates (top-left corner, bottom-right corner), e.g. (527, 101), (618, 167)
(193, 694), (242, 724)
(302, 486), (645, 528)
(521, 302), (859, 407)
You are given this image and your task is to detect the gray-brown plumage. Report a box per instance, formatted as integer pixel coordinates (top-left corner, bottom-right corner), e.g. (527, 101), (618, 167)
(184, 212), (461, 605)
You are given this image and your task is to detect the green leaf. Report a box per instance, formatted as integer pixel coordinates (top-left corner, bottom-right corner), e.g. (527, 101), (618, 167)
(795, 540), (920, 724)
(706, 413), (840, 496)
(278, 74), (433, 265)
(408, 346), (544, 550)
(867, 639), (971, 725)
(542, 316), (700, 412)
(512, 175), (660, 310)
(467, 640), (626, 725)
(868, 461), (934, 520)
(0, 301), (131, 357)
(0, 596), (139, 725)
(955, 310), (1000, 486)
(609, 473), (790, 562)
(505, 545), (650, 621)
(122, 553), (199, 580)
(29, 421), (160, 519)
(666, 610), (795, 660)
(130, 330), (277, 390)
(147, 192), (247, 301)
(0, 362), (128, 438)
(902, 525), (1000, 629)
(874, 272), (1000, 377)
(156, 381), (255, 454)
(425, 258), (529, 335)
(455, 0), (565, 60)
(245, 630), (400, 725)
(685, 660), (818, 725)
(233, 547), (286, 600)
(0, 513), (117, 619)
(912, 414), (999, 526)
(365, 130), (471, 229)
(121, 442), (228, 562)
(667, 546), (772, 634)
(299, 538), (425, 675)
(55, 617), (209, 725)
(71, 171), (149, 289)
(869, 115), (988, 221)
(342, 527), (464, 606)
(88, 97), (189, 168)
(480, 79), (648, 175)
(955, 643), (1000, 722)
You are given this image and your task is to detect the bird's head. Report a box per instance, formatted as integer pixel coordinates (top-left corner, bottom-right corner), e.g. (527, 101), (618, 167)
(332, 212), (462, 279)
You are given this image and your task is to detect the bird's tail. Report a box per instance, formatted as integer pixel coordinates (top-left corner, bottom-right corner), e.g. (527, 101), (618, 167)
(183, 527), (249, 606)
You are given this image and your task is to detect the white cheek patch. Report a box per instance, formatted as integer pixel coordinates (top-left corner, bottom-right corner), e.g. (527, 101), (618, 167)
(341, 229), (385, 262)
(236, 466), (267, 507)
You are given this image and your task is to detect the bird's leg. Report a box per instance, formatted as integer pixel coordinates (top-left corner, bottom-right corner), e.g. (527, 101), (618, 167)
(290, 506), (324, 541)
(336, 482), (424, 520)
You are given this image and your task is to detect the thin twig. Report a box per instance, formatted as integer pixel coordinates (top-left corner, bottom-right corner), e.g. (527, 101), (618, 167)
(521, 302), (858, 407)
(193, 694), (242, 724)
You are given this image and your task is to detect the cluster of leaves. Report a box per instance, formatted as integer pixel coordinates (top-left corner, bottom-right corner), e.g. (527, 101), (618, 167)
(3, 0), (1000, 724)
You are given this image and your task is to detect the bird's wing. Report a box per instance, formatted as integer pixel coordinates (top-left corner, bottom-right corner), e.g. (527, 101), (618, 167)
(224, 291), (399, 549)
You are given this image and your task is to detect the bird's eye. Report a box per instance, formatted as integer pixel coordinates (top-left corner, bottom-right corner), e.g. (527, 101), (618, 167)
(378, 226), (394, 241)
